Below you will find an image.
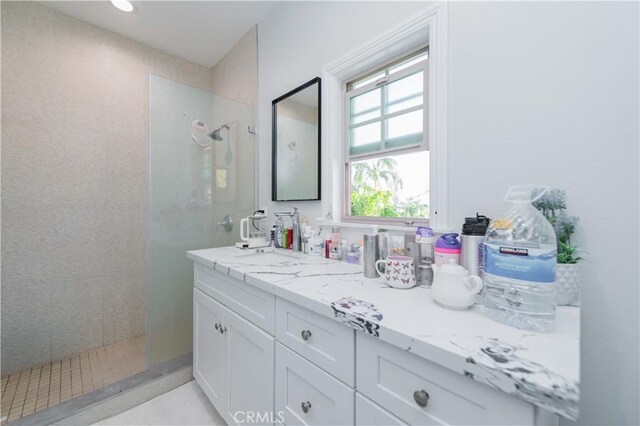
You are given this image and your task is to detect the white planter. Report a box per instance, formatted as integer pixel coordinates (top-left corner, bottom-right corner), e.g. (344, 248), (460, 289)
(556, 264), (580, 306)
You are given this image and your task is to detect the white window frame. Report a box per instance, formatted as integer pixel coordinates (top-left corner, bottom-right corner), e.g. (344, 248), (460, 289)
(345, 55), (428, 160)
(343, 51), (429, 225)
(321, 3), (449, 231)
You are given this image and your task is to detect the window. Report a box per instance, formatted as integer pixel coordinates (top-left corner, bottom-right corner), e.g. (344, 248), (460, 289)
(344, 48), (429, 223)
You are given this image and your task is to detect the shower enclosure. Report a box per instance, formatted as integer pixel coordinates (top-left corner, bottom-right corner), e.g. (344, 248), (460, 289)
(0, 73), (255, 423)
(147, 74), (256, 366)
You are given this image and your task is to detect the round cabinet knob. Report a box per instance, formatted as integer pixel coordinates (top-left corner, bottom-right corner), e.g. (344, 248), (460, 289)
(220, 326), (227, 335)
(301, 401), (312, 413)
(301, 330), (312, 341)
(413, 390), (429, 408)
(214, 323), (219, 330)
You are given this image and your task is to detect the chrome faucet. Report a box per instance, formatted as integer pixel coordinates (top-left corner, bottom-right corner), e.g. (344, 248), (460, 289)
(274, 207), (301, 251)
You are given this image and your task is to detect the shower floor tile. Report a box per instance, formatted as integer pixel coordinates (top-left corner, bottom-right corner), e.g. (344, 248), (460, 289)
(1, 335), (146, 424)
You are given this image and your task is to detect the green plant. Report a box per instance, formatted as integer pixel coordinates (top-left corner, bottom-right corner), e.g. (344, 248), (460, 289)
(397, 197), (429, 218)
(532, 188), (581, 264)
(350, 186), (398, 217)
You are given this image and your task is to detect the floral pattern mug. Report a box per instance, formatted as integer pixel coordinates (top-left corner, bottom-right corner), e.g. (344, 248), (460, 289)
(375, 255), (416, 289)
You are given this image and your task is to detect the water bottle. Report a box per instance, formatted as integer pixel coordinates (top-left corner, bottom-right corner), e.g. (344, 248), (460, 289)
(434, 233), (461, 266)
(483, 186), (557, 332)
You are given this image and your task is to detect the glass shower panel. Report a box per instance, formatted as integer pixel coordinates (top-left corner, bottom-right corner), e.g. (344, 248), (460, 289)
(148, 74), (255, 366)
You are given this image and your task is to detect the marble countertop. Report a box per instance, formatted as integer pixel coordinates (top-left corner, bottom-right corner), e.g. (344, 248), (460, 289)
(187, 246), (580, 420)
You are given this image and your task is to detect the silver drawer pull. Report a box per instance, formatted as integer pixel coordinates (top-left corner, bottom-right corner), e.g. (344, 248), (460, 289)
(301, 330), (312, 341)
(413, 390), (429, 407)
(301, 401), (312, 413)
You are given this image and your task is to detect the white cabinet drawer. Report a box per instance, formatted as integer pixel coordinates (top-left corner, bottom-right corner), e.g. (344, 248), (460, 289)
(276, 298), (355, 386)
(276, 343), (354, 425)
(357, 334), (534, 425)
(356, 392), (406, 426)
(194, 262), (275, 334)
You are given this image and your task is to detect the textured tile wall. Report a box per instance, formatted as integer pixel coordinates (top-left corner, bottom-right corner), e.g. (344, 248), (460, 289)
(1, 2), (212, 375)
(210, 27), (258, 247)
(211, 26), (258, 108)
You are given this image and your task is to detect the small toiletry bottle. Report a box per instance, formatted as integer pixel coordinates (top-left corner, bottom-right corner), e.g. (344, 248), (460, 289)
(328, 227), (342, 259)
(287, 228), (293, 249)
(331, 227), (341, 243)
(301, 222), (312, 254)
(346, 250), (359, 264)
(338, 239), (347, 260)
(390, 234), (406, 256)
(274, 217), (284, 248)
(308, 226), (321, 255)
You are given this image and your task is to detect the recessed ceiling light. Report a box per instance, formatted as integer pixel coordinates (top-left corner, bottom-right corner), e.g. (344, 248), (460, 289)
(110, 0), (136, 13)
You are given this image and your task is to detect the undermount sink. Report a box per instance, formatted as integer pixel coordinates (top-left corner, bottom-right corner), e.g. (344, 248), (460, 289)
(234, 249), (302, 262)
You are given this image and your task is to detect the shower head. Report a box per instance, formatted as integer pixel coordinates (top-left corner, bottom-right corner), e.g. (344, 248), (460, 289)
(208, 124), (230, 141)
(209, 129), (223, 141)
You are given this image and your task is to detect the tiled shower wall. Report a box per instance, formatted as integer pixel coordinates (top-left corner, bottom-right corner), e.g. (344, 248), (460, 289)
(1, 2), (211, 375)
(211, 27), (258, 108)
(209, 27), (258, 247)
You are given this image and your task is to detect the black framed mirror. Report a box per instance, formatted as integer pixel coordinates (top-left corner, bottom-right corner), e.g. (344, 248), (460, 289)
(272, 77), (321, 201)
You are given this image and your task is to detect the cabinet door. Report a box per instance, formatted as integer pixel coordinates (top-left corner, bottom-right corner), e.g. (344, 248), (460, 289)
(275, 343), (354, 426)
(224, 307), (275, 426)
(356, 393), (406, 426)
(193, 288), (228, 411)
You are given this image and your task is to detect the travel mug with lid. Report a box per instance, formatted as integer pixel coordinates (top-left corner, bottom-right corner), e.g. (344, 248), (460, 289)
(460, 213), (490, 277)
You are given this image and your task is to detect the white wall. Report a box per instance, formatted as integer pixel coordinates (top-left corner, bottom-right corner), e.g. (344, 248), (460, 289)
(257, 1), (639, 424)
(257, 1), (429, 220)
(447, 3), (638, 425)
(211, 26), (258, 107)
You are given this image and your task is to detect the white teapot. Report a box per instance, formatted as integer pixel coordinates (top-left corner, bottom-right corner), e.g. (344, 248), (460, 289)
(431, 260), (483, 309)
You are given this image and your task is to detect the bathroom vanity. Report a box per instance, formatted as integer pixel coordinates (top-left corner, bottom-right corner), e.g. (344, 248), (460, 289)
(187, 247), (580, 425)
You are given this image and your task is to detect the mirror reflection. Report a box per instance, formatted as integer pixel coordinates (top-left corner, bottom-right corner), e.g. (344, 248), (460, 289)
(272, 77), (321, 201)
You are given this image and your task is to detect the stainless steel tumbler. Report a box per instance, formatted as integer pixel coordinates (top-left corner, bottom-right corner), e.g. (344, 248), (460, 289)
(363, 234), (380, 278)
(460, 214), (490, 277)
(460, 234), (485, 276)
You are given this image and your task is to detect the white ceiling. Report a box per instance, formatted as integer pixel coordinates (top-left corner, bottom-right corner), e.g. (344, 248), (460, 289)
(41, 1), (280, 68)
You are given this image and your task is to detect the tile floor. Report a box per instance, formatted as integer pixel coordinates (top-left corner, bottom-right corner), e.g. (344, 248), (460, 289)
(1, 335), (146, 424)
(93, 381), (224, 425)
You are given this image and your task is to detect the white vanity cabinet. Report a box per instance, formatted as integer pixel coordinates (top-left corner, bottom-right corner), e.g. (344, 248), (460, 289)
(191, 258), (558, 426)
(194, 287), (274, 426)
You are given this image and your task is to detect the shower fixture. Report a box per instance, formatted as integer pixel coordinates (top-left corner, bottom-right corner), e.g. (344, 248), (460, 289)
(211, 124), (233, 165)
(190, 119), (233, 164)
(208, 124), (230, 142)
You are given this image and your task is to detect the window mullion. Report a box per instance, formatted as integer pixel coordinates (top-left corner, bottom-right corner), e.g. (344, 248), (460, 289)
(380, 72), (388, 151)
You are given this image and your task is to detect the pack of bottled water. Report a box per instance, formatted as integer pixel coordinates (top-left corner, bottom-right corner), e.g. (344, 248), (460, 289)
(483, 186), (557, 332)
